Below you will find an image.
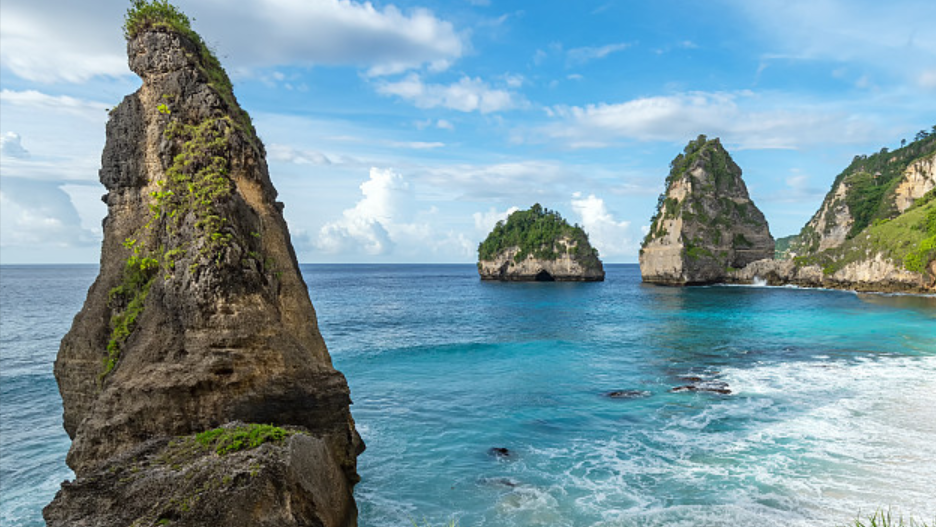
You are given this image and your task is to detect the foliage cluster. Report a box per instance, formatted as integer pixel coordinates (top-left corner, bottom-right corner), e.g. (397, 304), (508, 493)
(478, 204), (600, 268)
(195, 424), (293, 455)
(825, 129), (935, 240)
(798, 200), (936, 276)
(774, 234), (800, 260)
(103, 250), (158, 379)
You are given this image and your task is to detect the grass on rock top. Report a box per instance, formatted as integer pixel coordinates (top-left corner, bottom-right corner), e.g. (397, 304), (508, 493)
(195, 424), (294, 455)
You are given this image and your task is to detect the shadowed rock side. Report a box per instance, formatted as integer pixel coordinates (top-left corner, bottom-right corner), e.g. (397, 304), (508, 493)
(477, 204), (605, 281)
(45, 11), (362, 527)
(639, 135), (774, 285)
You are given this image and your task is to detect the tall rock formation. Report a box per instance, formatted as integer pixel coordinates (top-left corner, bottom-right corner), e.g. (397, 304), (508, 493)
(640, 135), (774, 285)
(478, 204), (605, 281)
(44, 4), (362, 526)
(736, 131), (936, 293)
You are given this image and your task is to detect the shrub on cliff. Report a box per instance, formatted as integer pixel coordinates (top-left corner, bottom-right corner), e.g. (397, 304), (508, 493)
(478, 204), (600, 267)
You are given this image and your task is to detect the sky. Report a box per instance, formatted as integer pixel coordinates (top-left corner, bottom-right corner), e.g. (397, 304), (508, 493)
(1, 0), (935, 264)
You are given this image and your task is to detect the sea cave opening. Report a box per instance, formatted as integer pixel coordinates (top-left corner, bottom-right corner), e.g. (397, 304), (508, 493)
(534, 270), (555, 282)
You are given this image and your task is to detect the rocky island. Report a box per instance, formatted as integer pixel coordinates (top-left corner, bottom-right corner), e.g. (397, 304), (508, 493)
(478, 204), (605, 281)
(729, 130), (936, 293)
(639, 135), (774, 285)
(44, 3), (363, 526)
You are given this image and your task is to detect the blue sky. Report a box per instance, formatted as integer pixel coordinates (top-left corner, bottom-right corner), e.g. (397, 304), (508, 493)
(1, 0), (935, 264)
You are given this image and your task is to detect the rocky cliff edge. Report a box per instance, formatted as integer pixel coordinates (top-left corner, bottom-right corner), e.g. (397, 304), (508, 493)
(45, 4), (362, 526)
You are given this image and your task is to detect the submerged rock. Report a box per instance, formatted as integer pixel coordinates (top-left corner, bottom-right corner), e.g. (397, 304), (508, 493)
(488, 447), (513, 459)
(478, 204), (605, 282)
(46, 4), (361, 526)
(603, 390), (651, 399)
(639, 135), (774, 285)
(671, 379), (732, 395)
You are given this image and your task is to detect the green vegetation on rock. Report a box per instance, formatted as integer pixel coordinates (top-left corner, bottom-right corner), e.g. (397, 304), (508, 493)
(196, 424), (294, 455)
(124, 0), (255, 138)
(643, 135), (742, 248)
(478, 204), (600, 267)
(797, 199), (935, 276)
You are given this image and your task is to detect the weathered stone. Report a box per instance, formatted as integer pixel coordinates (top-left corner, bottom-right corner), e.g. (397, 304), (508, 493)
(44, 429), (355, 527)
(640, 135), (774, 285)
(478, 243), (605, 281)
(603, 390), (651, 399)
(47, 19), (361, 527)
(477, 204), (605, 282)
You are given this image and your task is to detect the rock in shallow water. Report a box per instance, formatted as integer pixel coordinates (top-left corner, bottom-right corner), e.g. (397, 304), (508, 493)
(603, 390), (651, 399)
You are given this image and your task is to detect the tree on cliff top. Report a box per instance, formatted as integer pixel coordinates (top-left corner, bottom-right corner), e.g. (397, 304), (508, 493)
(478, 204), (600, 267)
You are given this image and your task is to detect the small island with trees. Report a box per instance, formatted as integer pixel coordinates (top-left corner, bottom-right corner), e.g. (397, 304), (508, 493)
(477, 204), (605, 281)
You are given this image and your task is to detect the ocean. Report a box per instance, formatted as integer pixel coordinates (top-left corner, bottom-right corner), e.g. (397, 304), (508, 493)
(1, 264), (934, 526)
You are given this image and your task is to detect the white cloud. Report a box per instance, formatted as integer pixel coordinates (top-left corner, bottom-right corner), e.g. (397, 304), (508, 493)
(567, 42), (631, 65)
(377, 74), (520, 113)
(0, 89), (109, 120)
(417, 160), (572, 201)
(436, 119), (455, 130)
(0, 0), (465, 83)
(540, 91), (883, 150)
(0, 177), (101, 251)
(473, 206), (519, 234)
(0, 1), (127, 83)
(0, 132), (30, 159)
(314, 167), (477, 260)
(268, 144), (335, 165)
(317, 167), (415, 255)
(728, 0), (936, 83)
(570, 192), (632, 258)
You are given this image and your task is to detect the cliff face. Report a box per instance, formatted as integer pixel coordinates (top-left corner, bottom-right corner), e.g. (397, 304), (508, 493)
(477, 204), (605, 281)
(759, 134), (936, 294)
(46, 9), (361, 527)
(639, 136), (774, 285)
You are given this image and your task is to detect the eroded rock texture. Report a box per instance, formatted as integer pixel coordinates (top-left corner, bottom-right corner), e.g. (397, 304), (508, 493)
(639, 136), (774, 285)
(46, 22), (362, 527)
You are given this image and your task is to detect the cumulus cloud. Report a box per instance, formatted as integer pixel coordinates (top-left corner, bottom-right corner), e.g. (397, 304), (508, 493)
(0, 132), (30, 159)
(317, 167), (415, 255)
(566, 42), (631, 65)
(541, 91), (882, 150)
(0, 177), (101, 251)
(0, 0), (465, 83)
(314, 167), (476, 260)
(570, 193), (633, 258)
(377, 74), (521, 113)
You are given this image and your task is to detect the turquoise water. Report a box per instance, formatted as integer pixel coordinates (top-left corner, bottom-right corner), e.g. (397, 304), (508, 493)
(2, 264), (935, 526)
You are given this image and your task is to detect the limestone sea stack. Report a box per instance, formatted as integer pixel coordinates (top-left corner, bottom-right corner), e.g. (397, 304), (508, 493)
(478, 204), (605, 281)
(44, 4), (362, 526)
(640, 135), (774, 285)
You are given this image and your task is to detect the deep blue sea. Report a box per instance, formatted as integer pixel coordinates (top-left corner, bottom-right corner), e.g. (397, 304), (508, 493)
(2, 264), (935, 527)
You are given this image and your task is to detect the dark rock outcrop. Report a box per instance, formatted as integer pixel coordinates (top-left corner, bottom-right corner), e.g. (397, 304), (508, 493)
(46, 8), (361, 527)
(639, 135), (774, 285)
(477, 204), (605, 281)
